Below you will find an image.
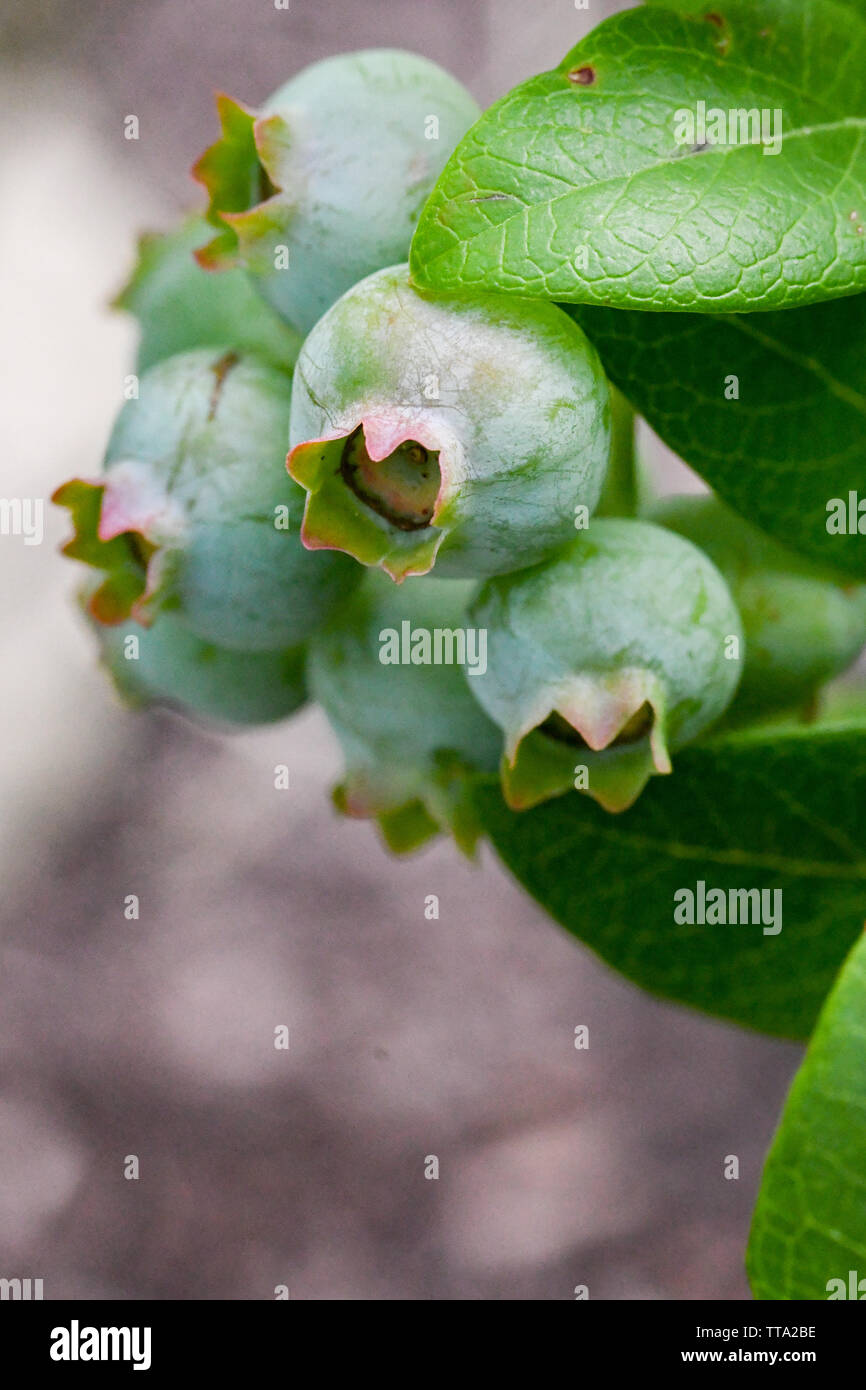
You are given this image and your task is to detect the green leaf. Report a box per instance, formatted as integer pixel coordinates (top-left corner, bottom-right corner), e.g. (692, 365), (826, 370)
(411, 2), (866, 312)
(570, 294), (866, 577)
(747, 930), (866, 1298)
(475, 718), (866, 1039)
(646, 0), (864, 11)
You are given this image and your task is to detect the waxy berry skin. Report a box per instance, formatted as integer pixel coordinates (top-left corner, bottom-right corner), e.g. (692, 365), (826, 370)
(194, 50), (481, 336)
(467, 518), (744, 813)
(114, 215), (302, 374)
(288, 264), (611, 583)
(54, 349), (360, 652)
(96, 610), (307, 727)
(652, 495), (866, 725)
(307, 572), (501, 853)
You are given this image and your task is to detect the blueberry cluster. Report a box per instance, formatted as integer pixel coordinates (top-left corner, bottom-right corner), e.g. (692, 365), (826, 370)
(55, 49), (866, 852)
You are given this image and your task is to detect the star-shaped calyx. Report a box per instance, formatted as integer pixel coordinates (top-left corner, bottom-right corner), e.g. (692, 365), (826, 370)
(498, 668), (671, 813)
(288, 414), (461, 583)
(53, 462), (184, 625)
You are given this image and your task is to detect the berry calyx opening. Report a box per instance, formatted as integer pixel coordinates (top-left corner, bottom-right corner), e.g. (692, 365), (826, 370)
(52, 478), (152, 624)
(487, 670), (673, 814)
(192, 96), (284, 271)
(52, 469), (181, 626)
(539, 702), (655, 750)
(339, 426), (440, 531)
(288, 419), (451, 581)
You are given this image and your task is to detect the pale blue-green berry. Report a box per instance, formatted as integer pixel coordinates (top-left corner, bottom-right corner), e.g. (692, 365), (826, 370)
(113, 215), (302, 373)
(54, 348), (359, 651)
(467, 518), (744, 812)
(651, 494), (866, 724)
(308, 572), (500, 852)
(289, 264), (611, 582)
(96, 610), (306, 727)
(194, 50), (481, 335)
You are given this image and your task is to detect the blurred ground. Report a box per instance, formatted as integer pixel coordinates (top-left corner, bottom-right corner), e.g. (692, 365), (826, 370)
(0, 0), (800, 1299)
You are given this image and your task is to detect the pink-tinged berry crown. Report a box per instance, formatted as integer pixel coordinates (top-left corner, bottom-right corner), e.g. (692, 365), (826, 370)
(192, 94), (286, 272)
(288, 415), (462, 583)
(498, 668), (671, 814)
(52, 470), (180, 627)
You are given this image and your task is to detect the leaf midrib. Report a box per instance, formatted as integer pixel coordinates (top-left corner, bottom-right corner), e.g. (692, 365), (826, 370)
(723, 313), (866, 416)
(530, 819), (866, 881)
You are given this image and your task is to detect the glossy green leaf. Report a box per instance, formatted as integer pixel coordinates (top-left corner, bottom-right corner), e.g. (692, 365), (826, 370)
(571, 294), (866, 576)
(411, 2), (866, 312)
(476, 718), (866, 1039)
(747, 930), (866, 1298)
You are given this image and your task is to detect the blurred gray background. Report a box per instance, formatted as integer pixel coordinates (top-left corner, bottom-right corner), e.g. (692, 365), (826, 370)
(1, 0), (799, 1300)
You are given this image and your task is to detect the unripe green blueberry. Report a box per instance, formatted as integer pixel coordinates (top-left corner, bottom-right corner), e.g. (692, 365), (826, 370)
(54, 349), (359, 651)
(651, 494), (866, 724)
(113, 215), (302, 373)
(289, 264), (611, 582)
(193, 50), (481, 335)
(96, 609), (306, 727)
(307, 572), (501, 853)
(468, 518), (744, 813)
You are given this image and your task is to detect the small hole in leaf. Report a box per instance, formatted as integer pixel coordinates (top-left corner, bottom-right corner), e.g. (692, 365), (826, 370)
(567, 65), (596, 86)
